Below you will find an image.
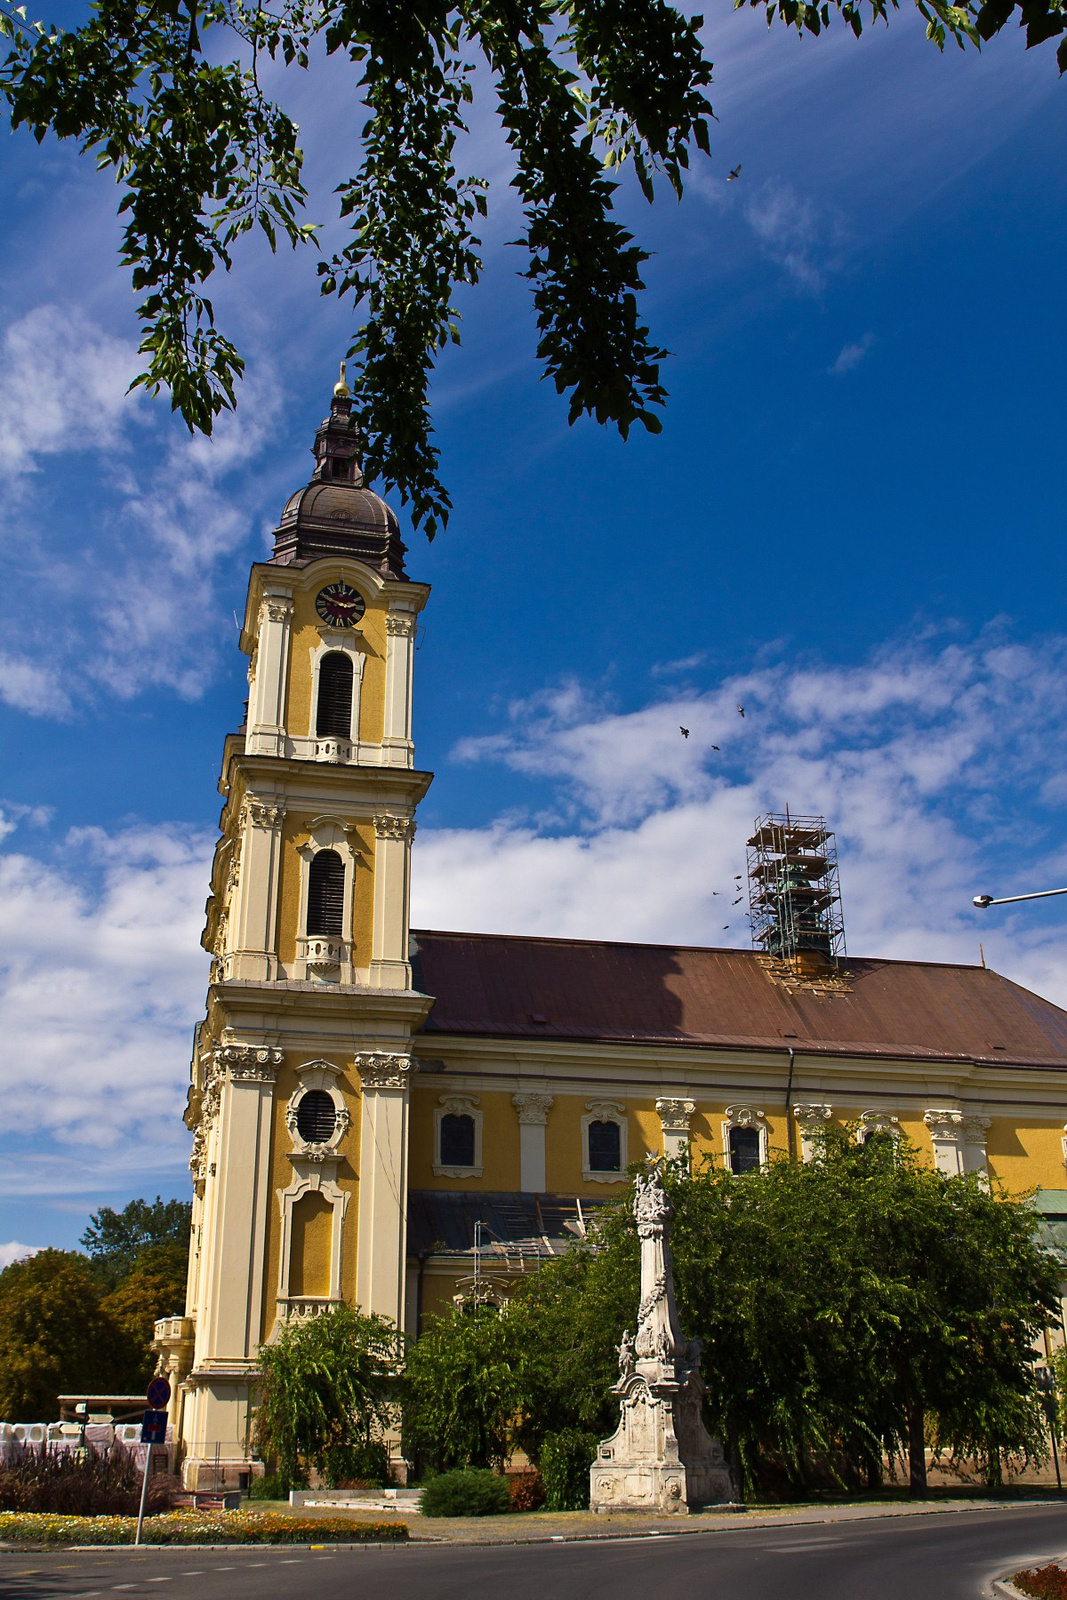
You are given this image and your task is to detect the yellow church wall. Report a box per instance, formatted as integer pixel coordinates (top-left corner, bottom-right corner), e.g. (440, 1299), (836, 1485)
(987, 1119), (1066, 1195)
(288, 1192), (333, 1296)
(351, 821), (376, 965)
(275, 817), (304, 968)
(283, 571), (389, 748)
(408, 1087), (521, 1189)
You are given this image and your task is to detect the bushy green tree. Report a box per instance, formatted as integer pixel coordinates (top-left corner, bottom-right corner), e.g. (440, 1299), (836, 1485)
(0, 1250), (133, 1420)
(81, 1197), (192, 1290)
(100, 1241), (190, 1389)
(403, 1305), (523, 1471)
(253, 1305), (399, 1488)
(2, 0), (1060, 538)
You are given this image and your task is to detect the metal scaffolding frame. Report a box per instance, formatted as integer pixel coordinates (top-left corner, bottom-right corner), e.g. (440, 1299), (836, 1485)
(746, 810), (846, 970)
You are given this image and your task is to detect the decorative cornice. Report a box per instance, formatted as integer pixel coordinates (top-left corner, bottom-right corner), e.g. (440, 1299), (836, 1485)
(356, 1051), (413, 1089)
(439, 1093), (480, 1116)
(859, 1109), (900, 1138)
(586, 1098), (626, 1119)
(513, 1092), (554, 1126)
(216, 1042), (283, 1083)
(655, 1097), (695, 1134)
(385, 610), (417, 637)
(373, 812), (416, 843)
(793, 1102), (832, 1126)
(724, 1104), (767, 1128)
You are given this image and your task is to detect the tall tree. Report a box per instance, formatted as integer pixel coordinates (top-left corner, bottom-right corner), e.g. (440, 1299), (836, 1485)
(0, 1250), (133, 1421)
(81, 1196), (192, 1290)
(100, 1241), (190, 1390)
(1, 0), (1061, 539)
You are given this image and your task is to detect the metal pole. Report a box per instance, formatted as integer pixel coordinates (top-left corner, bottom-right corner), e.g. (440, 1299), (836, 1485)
(973, 887), (1067, 908)
(134, 1443), (152, 1546)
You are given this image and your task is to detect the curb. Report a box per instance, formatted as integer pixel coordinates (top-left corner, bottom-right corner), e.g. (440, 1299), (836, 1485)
(992, 1579), (1032, 1600)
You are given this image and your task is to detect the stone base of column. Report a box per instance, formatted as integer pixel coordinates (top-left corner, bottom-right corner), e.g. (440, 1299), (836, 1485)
(590, 1371), (735, 1514)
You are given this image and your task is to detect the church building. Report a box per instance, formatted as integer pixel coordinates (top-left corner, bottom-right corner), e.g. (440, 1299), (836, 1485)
(156, 379), (1067, 1487)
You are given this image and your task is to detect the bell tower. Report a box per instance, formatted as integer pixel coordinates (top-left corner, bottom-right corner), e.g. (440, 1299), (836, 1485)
(167, 373), (433, 1487)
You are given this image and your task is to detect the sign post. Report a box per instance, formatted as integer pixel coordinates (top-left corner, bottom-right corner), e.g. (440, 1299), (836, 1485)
(134, 1380), (171, 1547)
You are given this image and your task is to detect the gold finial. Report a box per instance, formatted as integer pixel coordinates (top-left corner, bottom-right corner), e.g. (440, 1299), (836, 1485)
(333, 360), (351, 399)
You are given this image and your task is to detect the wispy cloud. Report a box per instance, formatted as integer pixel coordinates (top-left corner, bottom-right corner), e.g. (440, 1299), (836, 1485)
(830, 332), (876, 374)
(743, 179), (845, 291)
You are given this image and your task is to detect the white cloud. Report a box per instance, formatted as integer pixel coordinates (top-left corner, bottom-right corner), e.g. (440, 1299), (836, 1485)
(0, 1242), (41, 1270)
(743, 179), (844, 291)
(417, 628), (1067, 1007)
(0, 816), (210, 1197)
(0, 650), (72, 718)
(830, 332), (876, 374)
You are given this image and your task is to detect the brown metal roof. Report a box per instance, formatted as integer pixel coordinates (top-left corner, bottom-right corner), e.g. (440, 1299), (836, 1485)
(411, 930), (1067, 1068)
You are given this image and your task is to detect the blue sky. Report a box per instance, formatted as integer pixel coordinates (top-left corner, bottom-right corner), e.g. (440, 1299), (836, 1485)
(0, 5), (1064, 1258)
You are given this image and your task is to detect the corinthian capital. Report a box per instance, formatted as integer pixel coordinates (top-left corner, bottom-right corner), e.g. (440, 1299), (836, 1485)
(262, 596), (294, 624)
(356, 1052), (413, 1089)
(215, 1042), (282, 1083)
(656, 1097), (695, 1134)
(513, 1092), (554, 1126)
(924, 1108), (965, 1140)
(385, 610), (417, 637)
(242, 797), (286, 830)
(373, 812), (416, 843)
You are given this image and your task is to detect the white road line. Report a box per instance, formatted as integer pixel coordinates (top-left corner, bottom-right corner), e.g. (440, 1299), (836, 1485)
(146, 1578), (172, 1583)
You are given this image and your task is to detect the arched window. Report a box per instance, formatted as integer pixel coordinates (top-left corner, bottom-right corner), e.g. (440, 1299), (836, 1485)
(296, 1089), (337, 1145)
(728, 1125), (761, 1175)
(439, 1113), (476, 1169)
(316, 652), (353, 739)
(307, 849), (345, 937)
(588, 1120), (621, 1173)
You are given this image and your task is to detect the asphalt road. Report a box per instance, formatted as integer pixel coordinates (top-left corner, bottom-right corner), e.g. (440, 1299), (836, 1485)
(3, 1505), (1067, 1600)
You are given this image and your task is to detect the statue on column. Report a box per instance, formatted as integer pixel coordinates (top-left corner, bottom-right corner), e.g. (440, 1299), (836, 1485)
(590, 1160), (736, 1513)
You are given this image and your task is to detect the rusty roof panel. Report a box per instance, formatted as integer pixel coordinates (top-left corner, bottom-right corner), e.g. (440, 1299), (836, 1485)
(411, 931), (1067, 1066)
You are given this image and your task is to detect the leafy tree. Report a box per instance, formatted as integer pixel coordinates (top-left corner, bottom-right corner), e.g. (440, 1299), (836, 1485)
(0, 1250), (132, 1420)
(81, 1196), (192, 1290)
(402, 1304), (524, 1471)
(1, 0), (1060, 541)
(253, 1304), (399, 1488)
(100, 1241), (190, 1389)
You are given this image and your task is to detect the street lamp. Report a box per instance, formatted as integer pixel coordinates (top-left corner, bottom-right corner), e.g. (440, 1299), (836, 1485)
(973, 887), (1067, 909)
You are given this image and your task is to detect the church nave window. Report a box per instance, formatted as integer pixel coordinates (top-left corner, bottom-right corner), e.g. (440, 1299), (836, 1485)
(317, 652), (354, 739)
(440, 1113), (476, 1169)
(307, 849), (345, 937)
(588, 1119), (621, 1173)
(728, 1125), (761, 1176)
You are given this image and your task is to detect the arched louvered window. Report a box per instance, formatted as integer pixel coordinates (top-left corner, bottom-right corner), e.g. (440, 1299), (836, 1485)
(588, 1120), (621, 1173)
(728, 1125), (761, 1175)
(440, 1114), (476, 1168)
(307, 849), (345, 937)
(296, 1090), (337, 1145)
(317, 652), (353, 739)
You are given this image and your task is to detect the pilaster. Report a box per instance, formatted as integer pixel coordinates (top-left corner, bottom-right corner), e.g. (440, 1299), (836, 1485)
(245, 592), (293, 755)
(656, 1097), (695, 1162)
(370, 813), (415, 987)
(793, 1101), (833, 1161)
(355, 1052), (414, 1327)
(228, 799), (285, 981)
(513, 1093), (554, 1192)
(381, 608), (417, 767)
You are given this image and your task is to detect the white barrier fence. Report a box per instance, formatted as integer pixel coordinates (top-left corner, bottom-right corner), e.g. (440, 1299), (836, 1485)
(0, 1422), (174, 1472)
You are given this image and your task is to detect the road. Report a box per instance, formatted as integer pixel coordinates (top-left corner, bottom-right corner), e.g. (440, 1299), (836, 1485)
(2, 1505), (1067, 1600)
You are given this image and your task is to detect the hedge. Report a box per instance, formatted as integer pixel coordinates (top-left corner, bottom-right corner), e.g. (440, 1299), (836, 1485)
(0, 1510), (408, 1546)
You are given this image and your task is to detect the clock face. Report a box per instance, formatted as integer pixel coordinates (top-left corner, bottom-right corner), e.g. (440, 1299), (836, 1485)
(315, 581), (366, 629)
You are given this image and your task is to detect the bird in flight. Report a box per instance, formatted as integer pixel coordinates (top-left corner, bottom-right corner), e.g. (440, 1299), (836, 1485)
(736, 704), (746, 717)
(711, 744), (720, 751)
(723, 925), (730, 930)
(727, 165), (742, 181)
(680, 726), (689, 738)
(733, 897), (743, 905)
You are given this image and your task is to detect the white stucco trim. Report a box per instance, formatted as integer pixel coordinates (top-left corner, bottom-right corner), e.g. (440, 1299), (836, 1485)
(722, 1104), (769, 1173)
(582, 1099), (628, 1183)
(294, 816), (362, 982)
(433, 1094), (483, 1178)
(306, 630), (367, 761)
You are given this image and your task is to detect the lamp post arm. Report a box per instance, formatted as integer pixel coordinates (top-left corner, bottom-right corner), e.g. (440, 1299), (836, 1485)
(973, 887), (1067, 908)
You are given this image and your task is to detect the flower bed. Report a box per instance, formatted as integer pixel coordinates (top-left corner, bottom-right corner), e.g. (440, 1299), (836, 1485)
(0, 1510), (408, 1546)
(1012, 1565), (1067, 1599)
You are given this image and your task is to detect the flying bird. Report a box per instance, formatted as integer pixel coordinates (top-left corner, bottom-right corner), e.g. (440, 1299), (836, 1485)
(736, 704), (746, 717)
(711, 744), (720, 751)
(727, 165), (742, 181)
(733, 897), (743, 905)
(680, 726), (689, 738)
(723, 925), (730, 930)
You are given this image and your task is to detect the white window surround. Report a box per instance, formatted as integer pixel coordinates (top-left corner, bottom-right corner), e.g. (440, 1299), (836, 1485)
(722, 1105), (770, 1171)
(304, 631), (367, 763)
(582, 1099), (629, 1183)
(294, 816), (363, 982)
(857, 1110), (901, 1144)
(274, 1059), (351, 1328)
(434, 1094), (483, 1178)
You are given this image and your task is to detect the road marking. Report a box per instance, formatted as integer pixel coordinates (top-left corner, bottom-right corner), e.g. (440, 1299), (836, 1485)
(146, 1578), (172, 1583)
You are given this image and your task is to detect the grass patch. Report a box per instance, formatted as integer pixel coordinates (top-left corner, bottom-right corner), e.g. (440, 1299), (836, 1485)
(0, 1510), (408, 1546)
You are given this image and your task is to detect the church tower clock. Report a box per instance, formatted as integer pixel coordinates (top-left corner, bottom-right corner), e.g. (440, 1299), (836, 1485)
(164, 373), (433, 1487)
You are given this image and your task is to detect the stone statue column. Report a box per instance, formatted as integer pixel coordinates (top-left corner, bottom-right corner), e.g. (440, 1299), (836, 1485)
(590, 1160), (735, 1514)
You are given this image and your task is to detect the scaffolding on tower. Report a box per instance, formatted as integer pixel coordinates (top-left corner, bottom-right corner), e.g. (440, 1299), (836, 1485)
(746, 811), (846, 977)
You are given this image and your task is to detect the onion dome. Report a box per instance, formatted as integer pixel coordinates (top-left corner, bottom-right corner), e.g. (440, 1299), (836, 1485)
(269, 365), (408, 578)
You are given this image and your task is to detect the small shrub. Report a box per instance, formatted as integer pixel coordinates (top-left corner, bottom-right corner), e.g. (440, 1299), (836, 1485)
(1014, 1566), (1067, 1600)
(508, 1471), (546, 1512)
(419, 1468), (512, 1517)
(0, 1510), (408, 1545)
(539, 1429), (598, 1511)
(248, 1473), (289, 1502)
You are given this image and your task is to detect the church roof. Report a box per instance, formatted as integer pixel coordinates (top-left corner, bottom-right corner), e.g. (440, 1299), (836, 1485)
(411, 930), (1067, 1068)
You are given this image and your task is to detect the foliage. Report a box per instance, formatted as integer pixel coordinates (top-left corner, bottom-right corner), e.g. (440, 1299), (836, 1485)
(2, 0), (1059, 540)
(0, 1442), (177, 1515)
(100, 1242), (190, 1388)
(252, 1305), (398, 1489)
(1013, 1567), (1067, 1600)
(419, 1467), (512, 1516)
(507, 1469), (546, 1510)
(402, 1306), (523, 1471)
(539, 1429), (598, 1510)
(0, 1250), (134, 1420)
(247, 1471), (290, 1500)
(319, 1437), (390, 1487)
(81, 1197), (192, 1290)
(0, 1508), (409, 1544)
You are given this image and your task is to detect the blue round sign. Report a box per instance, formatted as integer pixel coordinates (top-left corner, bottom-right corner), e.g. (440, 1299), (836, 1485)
(146, 1376), (171, 1409)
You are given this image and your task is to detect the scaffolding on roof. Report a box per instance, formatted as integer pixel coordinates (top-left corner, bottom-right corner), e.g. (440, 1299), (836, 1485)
(746, 810), (845, 973)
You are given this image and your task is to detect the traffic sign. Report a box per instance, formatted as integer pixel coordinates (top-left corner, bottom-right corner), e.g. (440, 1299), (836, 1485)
(146, 1376), (171, 1410)
(141, 1409), (168, 1444)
